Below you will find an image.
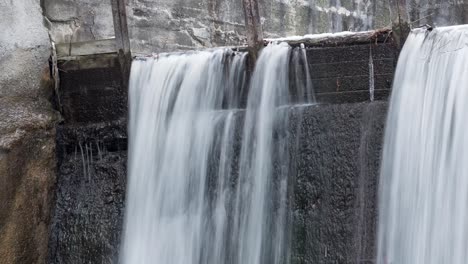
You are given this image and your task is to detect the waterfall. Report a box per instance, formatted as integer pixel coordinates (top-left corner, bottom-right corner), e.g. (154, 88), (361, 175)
(377, 25), (468, 264)
(121, 44), (314, 264)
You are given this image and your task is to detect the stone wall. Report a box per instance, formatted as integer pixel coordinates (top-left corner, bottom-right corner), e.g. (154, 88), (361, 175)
(43, 0), (468, 54)
(0, 0), (59, 263)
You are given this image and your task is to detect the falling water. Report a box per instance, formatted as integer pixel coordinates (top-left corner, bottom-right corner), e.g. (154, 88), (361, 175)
(369, 47), (374, 102)
(291, 43), (315, 103)
(377, 25), (468, 264)
(122, 44), (313, 264)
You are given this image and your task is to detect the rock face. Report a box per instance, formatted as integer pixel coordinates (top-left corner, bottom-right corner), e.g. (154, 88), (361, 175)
(0, 0), (60, 263)
(43, 0), (468, 53)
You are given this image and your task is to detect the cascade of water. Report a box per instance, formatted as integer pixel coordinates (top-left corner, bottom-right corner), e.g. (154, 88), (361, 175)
(235, 43), (291, 264)
(377, 25), (468, 264)
(122, 49), (244, 264)
(291, 43), (315, 103)
(369, 47), (374, 102)
(121, 43), (313, 264)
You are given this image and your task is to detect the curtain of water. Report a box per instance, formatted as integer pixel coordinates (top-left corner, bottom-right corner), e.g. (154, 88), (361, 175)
(235, 43), (291, 264)
(122, 44), (313, 264)
(122, 49), (244, 264)
(377, 25), (468, 264)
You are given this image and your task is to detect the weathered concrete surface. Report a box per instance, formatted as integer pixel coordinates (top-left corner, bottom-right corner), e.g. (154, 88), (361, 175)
(48, 55), (128, 263)
(290, 101), (387, 264)
(43, 0), (467, 54)
(42, 0), (114, 44)
(0, 1), (61, 263)
(47, 101), (387, 263)
(48, 151), (126, 264)
(0, 96), (60, 263)
(57, 54), (127, 124)
(42, 0), (391, 53)
(305, 41), (397, 103)
(0, 0), (51, 98)
(401, 0), (468, 27)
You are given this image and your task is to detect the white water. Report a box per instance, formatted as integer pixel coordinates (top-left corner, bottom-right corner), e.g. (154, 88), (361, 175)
(122, 44), (313, 264)
(377, 25), (468, 264)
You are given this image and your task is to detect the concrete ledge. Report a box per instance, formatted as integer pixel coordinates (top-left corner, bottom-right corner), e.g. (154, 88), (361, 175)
(56, 39), (116, 58)
(266, 28), (393, 47)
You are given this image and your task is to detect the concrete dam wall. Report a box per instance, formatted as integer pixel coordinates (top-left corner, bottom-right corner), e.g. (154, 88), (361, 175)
(47, 33), (397, 263)
(1, 1), (467, 263)
(43, 0), (468, 53)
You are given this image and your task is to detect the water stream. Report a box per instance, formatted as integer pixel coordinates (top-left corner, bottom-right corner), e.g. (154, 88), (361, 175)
(377, 25), (468, 264)
(121, 44), (314, 264)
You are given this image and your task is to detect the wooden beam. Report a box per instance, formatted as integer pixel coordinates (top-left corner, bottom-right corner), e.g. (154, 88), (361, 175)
(111, 0), (131, 87)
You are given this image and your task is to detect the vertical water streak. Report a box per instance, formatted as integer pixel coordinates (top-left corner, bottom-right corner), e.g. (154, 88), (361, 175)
(235, 43), (291, 264)
(291, 43), (315, 104)
(377, 25), (468, 264)
(224, 52), (248, 108)
(369, 46), (375, 102)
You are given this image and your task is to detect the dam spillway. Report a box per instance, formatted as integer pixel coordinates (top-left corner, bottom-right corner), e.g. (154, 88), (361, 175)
(122, 44), (312, 264)
(48, 31), (397, 263)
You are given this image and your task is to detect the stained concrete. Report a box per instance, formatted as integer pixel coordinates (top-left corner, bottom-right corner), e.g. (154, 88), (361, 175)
(0, 0), (51, 98)
(47, 55), (128, 263)
(48, 101), (387, 263)
(0, 1), (61, 263)
(42, 0), (114, 44)
(48, 145), (126, 264)
(305, 41), (397, 103)
(42, 0), (468, 54)
(0, 97), (60, 263)
(290, 101), (387, 263)
(57, 54), (127, 124)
